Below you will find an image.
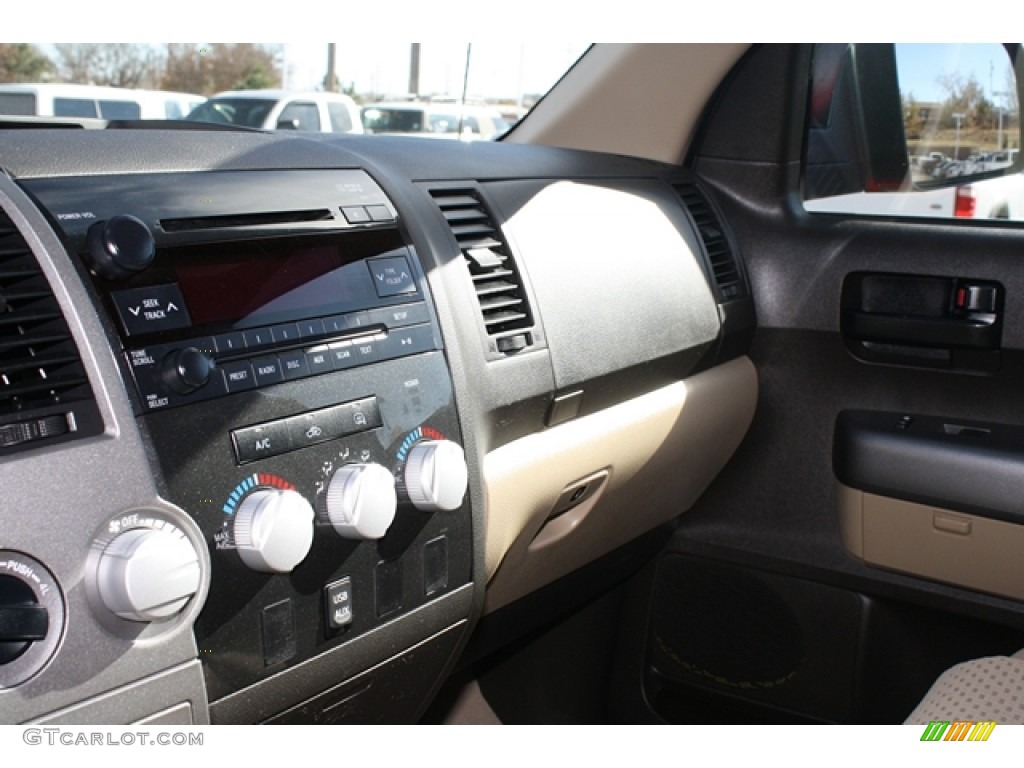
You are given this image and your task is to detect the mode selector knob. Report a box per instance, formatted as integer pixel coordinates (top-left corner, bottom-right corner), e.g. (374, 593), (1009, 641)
(326, 463), (397, 540)
(234, 490), (314, 573)
(162, 347), (215, 395)
(96, 527), (201, 622)
(403, 440), (468, 512)
(85, 214), (156, 280)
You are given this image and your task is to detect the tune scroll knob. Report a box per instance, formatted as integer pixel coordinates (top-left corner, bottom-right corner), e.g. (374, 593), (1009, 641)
(162, 347), (215, 395)
(96, 526), (201, 622)
(85, 214), (156, 280)
(403, 440), (468, 512)
(234, 489), (314, 573)
(326, 463), (397, 540)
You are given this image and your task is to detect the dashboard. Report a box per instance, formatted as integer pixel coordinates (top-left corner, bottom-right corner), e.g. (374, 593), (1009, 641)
(0, 127), (756, 724)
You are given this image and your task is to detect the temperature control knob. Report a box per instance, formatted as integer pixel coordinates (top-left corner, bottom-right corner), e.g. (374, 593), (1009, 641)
(234, 489), (314, 573)
(162, 347), (215, 395)
(326, 463), (397, 540)
(85, 214), (156, 280)
(96, 527), (201, 622)
(403, 440), (468, 512)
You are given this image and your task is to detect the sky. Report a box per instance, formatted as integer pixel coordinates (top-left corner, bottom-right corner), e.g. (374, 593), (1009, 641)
(895, 43), (1017, 105)
(279, 43), (589, 100)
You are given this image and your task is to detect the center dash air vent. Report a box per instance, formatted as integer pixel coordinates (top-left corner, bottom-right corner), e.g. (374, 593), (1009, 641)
(0, 207), (102, 454)
(672, 182), (747, 302)
(429, 188), (535, 355)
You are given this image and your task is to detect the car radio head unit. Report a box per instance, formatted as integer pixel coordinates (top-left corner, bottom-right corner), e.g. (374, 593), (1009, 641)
(25, 169), (439, 413)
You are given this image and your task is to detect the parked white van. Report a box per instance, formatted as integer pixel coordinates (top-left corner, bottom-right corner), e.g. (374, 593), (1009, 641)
(0, 83), (203, 120)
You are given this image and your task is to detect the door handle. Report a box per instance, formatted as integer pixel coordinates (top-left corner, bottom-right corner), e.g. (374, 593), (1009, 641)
(844, 310), (1000, 350)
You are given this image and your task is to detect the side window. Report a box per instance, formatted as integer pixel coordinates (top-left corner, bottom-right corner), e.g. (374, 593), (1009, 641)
(165, 100), (184, 120)
(0, 93), (35, 115)
(326, 101), (352, 133)
(54, 98), (98, 118)
(804, 44), (1023, 221)
(98, 100), (141, 120)
(277, 101), (320, 131)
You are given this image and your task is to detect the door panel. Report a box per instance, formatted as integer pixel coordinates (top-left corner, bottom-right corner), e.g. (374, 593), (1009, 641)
(630, 44), (1024, 724)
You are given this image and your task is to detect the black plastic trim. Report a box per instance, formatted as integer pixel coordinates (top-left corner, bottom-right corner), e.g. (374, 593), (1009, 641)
(834, 409), (1024, 525)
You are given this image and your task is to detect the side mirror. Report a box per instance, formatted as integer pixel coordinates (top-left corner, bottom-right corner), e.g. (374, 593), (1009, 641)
(806, 44), (1024, 202)
(276, 118), (300, 130)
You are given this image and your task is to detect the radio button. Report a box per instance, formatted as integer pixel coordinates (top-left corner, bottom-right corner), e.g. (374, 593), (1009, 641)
(323, 315), (347, 335)
(271, 323), (300, 345)
(367, 302), (430, 329)
(221, 361), (257, 393)
(297, 319), (325, 339)
(380, 324), (436, 360)
(367, 255), (416, 298)
(341, 206), (371, 224)
(252, 356), (284, 386)
(232, 421), (291, 464)
(345, 311), (372, 331)
(352, 335), (383, 365)
(279, 351), (311, 380)
(111, 284), (192, 337)
(242, 327), (273, 350)
(328, 340), (357, 370)
(306, 347), (333, 374)
(366, 205), (394, 223)
(214, 332), (246, 355)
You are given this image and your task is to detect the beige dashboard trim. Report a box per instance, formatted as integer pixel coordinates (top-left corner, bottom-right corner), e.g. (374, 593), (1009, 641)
(509, 44), (750, 165)
(482, 356), (758, 613)
(838, 484), (1024, 601)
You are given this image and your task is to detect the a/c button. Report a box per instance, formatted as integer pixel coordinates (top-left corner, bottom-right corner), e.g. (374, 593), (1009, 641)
(232, 421), (291, 464)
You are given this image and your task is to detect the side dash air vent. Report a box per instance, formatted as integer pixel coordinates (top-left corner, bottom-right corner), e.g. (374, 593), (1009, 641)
(429, 188), (535, 355)
(672, 182), (747, 302)
(0, 207), (101, 454)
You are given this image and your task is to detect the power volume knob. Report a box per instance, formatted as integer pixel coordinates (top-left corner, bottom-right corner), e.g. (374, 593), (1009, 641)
(96, 527), (201, 622)
(234, 489), (314, 573)
(85, 214), (156, 280)
(326, 464), (397, 540)
(403, 440), (468, 512)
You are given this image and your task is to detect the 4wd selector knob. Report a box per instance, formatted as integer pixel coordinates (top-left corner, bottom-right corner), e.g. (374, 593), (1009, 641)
(326, 463), (397, 540)
(96, 526), (201, 622)
(234, 489), (314, 573)
(0, 576), (47, 664)
(403, 440), (468, 512)
(85, 214), (156, 280)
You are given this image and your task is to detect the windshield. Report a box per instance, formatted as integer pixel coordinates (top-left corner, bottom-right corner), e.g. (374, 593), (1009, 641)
(0, 43), (588, 137)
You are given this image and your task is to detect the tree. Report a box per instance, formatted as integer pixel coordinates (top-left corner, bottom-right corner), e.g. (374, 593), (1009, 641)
(161, 44), (281, 95)
(54, 44), (160, 88)
(162, 44), (216, 94)
(936, 72), (991, 130)
(0, 44), (54, 83)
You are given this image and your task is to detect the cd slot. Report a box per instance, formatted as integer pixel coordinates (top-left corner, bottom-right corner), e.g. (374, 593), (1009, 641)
(160, 209), (335, 232)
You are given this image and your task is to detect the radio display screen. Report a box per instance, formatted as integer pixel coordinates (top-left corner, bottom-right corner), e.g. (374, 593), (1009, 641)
(163, 230), (411, 331)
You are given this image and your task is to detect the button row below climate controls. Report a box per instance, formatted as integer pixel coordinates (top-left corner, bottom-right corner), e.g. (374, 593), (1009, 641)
(231, 397), (382, 464)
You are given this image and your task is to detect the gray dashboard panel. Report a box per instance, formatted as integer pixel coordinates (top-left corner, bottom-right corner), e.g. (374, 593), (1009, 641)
(0, 174), (212, 724)
(491, 178), (720, 389)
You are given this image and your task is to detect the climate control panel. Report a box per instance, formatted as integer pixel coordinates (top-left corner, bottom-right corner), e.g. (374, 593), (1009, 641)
(140, 350), (471, 701)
